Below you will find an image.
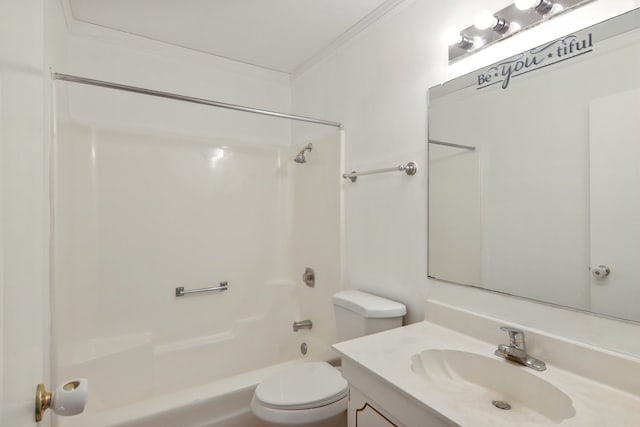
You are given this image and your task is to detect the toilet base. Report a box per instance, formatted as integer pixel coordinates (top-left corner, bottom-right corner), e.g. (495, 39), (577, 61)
(251, 395), (347, 427)
(256, 410), (346, 427)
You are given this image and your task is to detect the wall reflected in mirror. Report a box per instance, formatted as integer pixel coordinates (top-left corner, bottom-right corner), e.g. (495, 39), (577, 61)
(428, 9), (640, 323)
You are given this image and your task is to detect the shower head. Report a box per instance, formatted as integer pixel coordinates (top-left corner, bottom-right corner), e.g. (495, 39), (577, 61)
(294, 143), (313, 163)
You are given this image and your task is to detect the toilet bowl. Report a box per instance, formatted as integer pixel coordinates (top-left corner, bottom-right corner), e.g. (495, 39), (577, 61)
(250, 361), (348, 427)
(251, 290), (406, 426)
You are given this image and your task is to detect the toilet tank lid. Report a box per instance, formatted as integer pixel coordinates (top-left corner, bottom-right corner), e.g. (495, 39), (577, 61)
(332, 290), (406, 318)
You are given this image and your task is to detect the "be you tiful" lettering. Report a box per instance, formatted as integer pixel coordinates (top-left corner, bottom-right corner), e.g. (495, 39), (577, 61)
(477, 33), (593, 90)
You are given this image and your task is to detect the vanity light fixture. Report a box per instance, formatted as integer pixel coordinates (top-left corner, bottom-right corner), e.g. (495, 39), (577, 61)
(445, 0), (595, 62)
(443, 27), (475, 49)
(474, 10), (510, 33)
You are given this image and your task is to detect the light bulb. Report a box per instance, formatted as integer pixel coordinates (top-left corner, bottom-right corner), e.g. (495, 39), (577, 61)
(472, 36), (485, 49)
(442, 27), (463, 45)
(515, 0), (541, 10)
(474, 10), (497, 30)
(515, 0), (554, 14)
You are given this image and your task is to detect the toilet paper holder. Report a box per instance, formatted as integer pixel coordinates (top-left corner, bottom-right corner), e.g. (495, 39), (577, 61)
(35, 379), (88, 422)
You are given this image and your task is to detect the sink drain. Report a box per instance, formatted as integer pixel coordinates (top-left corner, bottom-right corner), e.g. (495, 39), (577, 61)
(492, 400), (511, 410)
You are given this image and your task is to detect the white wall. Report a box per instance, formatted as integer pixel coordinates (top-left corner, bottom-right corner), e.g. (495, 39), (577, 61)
(292, 0), (640, 353)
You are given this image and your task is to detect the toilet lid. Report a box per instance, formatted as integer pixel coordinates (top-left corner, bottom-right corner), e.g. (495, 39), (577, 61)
(254, 362), (348, 410)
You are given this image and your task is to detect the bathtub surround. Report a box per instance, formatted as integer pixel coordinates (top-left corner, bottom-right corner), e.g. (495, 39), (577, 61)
(52, 102), (342, 421)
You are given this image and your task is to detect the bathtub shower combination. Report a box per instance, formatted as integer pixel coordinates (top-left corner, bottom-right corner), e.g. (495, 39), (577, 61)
(51, 75), (343, 427)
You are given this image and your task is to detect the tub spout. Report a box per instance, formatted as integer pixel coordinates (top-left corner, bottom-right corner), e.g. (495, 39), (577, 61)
(293, 320), (313, 332)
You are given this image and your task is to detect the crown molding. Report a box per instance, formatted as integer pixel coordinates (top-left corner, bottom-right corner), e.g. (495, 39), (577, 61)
(291, 0), (412, 80)
(58, 0), (410, 78)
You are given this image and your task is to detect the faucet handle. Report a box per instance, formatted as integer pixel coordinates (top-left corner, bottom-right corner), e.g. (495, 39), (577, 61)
(499, 326), (525, 348)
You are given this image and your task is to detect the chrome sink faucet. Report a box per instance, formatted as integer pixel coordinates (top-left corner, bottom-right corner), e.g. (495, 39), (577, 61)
(495, 326), (546, 371)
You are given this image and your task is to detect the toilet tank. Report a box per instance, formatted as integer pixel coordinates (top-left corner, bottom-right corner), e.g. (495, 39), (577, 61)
(332, 290), (407, 342)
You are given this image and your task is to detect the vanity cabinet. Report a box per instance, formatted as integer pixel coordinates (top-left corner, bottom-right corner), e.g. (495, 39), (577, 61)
(342, 360), (452, 427)
(349, 387), (402, 427)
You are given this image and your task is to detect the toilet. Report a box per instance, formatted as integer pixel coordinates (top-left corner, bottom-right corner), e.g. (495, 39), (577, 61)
(251, 290), (406, 427)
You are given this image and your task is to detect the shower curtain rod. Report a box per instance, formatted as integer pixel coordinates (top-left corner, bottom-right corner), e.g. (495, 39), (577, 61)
(52, 72), (343, 129)
(428, 139), (475, 150)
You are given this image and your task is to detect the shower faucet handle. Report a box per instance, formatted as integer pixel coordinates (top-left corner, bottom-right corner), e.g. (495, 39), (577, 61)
(302, 267), (315, 288)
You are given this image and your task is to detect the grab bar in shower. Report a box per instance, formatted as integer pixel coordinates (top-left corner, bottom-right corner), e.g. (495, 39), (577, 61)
(342, 162), (417, 183)
(175, 282), (229, 297)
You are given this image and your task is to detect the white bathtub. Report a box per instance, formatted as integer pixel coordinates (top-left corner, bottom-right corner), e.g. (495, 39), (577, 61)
(56, 335), (338, 427)
(63, 361), (295, 427)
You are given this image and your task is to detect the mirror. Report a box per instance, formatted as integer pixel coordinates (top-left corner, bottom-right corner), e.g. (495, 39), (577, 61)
(428, 9), (640, 323)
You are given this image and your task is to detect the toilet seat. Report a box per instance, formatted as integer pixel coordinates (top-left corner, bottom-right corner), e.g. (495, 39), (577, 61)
(253, 362), (348, 410)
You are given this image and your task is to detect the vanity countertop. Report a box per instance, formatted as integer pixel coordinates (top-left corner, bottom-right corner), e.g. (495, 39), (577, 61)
(333, 308), (640, 427)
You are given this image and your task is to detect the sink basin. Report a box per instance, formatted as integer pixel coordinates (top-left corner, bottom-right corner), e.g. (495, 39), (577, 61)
(411, 349), (575, 424)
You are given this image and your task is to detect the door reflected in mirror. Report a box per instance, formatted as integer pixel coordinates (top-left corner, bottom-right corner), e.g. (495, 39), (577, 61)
(428, 9), (640, 323)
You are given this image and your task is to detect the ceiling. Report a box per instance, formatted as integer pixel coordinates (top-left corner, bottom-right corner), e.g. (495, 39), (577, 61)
(67, 0), (400, 73)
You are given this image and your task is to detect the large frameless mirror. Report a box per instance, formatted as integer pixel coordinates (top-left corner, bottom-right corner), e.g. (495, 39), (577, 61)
(428, 8), (640, 322)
